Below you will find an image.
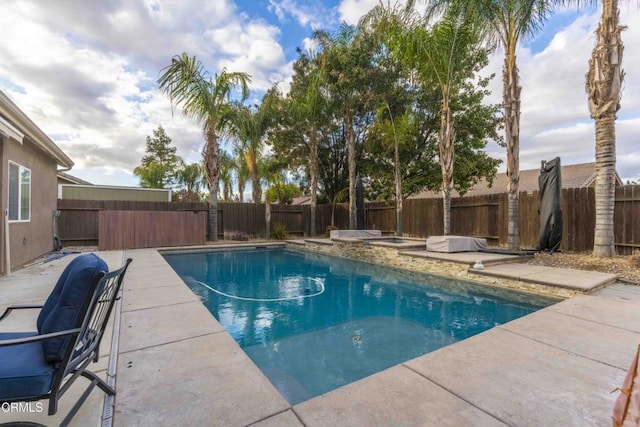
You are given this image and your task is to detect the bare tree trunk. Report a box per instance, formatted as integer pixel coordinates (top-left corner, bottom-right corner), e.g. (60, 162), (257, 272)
(588, 0), (623, 257)
(395, 137), (403, 237)
(310, 127), (318, 237)
(238, 178), (245, 203)
(439, 87), (454, 236)
(204, 131), (220, 242)
(346, 110), (356, 229)
(265, 201), (271, 239)
(247, 151), (262, 203)
(504, 49), (521, 250)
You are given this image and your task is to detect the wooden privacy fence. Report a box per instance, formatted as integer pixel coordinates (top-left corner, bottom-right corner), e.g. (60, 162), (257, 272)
(57, 185), (640, 253)
(98, 211), (206, 250)
(57, 199), (208, 247)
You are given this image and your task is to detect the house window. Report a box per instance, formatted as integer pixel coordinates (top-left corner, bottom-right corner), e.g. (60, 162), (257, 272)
(8, 161), (30, 222)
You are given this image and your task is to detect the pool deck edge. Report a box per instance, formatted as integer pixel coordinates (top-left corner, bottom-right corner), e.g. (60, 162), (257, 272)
(112, 247), (637, 427)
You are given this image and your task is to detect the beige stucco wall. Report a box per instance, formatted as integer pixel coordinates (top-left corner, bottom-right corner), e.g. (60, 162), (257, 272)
(1, 135), (58, 273)
(60, 185), (171, 202)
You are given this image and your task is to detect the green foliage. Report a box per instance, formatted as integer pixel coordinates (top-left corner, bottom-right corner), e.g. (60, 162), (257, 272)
(270, 223), (288, 240)
(265, 183), (302, 204)
(133, 125), (181, 188)
(173, 162), (204, 202)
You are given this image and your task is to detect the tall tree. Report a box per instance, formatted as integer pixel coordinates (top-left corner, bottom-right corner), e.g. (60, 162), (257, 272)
(133, 125), (181, 188)
(234, 148), (250, 202)
(158, 53), (250, 241)
(413, 0), (553, 247)
(229, 88), (280, 203)
(365, 3), (493, 234)
(579, 0), (625, 256)
(174, 162), (204, 202)
(314, 24), (381, 229)
(219, 151), (235, 202)
(134, 161), (166, 189)
(289, 50), (327, 236)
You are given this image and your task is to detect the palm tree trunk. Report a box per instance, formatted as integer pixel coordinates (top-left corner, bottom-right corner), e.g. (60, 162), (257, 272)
(588, 0), (623, 257)
(346, 109), (357, 229)
(310, 127), (318, 237)
(439, 87), (454, 236)
(204, 131), (220, 242)
(395, 137), (403, 237)
(504, 49), (521, 250)
(238, 178), (245, 203)
(246, 150), (261, 203)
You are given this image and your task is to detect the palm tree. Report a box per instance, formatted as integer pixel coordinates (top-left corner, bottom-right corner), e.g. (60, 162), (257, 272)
(365, 3), (483, 235)
(373, 103), (414, 236)
(219, 152), (235, 202)
(176, 162), (203, 192)
(412, 0), (553, 247)
(234, 149), (250, 202)
(228, 89), (279, 203)
(157, 53), (250, 241)
(134, 161), (166, 188)
(313, 24), (364, 230)
(174, 162), (204, 202)
(288, 49), (327, 236)
(578, 0), (625, 256)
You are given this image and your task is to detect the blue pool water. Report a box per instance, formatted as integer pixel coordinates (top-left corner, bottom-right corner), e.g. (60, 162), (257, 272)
(163, 248), (556, 405)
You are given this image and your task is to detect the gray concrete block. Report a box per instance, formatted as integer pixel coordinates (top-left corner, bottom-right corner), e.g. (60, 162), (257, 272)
(295, 365), (506, 427)
(405, 328), (624, 427)
(115, 333), (289, 426)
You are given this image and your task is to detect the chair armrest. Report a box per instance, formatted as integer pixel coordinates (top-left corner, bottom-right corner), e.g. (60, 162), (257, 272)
(0, 304), (44, 321)
(0, 328), (82, 347)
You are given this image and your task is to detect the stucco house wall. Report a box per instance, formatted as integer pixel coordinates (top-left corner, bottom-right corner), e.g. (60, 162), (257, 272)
(1, 136), (60, 271)
(0, 90), (73, 274)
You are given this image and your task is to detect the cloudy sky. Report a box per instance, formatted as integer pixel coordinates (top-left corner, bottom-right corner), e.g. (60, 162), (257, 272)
(0, 0), (638, 188)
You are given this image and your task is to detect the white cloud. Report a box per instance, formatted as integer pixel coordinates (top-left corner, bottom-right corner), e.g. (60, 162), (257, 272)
(268, 0), (336, 29)
(338, 0), (380, 25)
(0, 0), (291, 185)
(482, 6), (640, 183)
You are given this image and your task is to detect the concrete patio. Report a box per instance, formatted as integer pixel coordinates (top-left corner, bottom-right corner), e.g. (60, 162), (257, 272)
(0, 246), (638, 426)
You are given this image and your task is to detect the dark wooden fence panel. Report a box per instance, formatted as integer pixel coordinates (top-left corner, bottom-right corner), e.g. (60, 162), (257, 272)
(98, 211), (205, 250)
(58, 208), (99, 246)
(219, 203), (265, 238)
(58, 199), (208, 247)
(59, 185), (640, 252)
(270, 205), (305, 235)
(615, 185), (640, 254)
(366, 202), (396, 234)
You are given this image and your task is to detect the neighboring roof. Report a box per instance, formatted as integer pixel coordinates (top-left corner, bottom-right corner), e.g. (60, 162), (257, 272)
(410, 162), (623, 199)
(57, 172), (93, 185)
(291, 196), (312, 205)
(0, 90), (73, 169)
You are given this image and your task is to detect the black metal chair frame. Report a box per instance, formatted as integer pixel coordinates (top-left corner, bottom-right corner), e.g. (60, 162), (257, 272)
(0, 258), (132, 426)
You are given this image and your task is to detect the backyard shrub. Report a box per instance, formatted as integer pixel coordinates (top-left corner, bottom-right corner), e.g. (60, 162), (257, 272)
(271, 223), (288, 240)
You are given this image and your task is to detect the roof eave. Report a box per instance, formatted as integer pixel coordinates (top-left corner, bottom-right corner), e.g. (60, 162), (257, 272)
(0, 91), (74, 169)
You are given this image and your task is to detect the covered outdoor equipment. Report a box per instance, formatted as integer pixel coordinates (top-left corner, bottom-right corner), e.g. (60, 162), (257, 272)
(537, 157), (563, 252)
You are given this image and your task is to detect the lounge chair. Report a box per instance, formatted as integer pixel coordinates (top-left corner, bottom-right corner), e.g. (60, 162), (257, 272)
(0, 253), (132, 426)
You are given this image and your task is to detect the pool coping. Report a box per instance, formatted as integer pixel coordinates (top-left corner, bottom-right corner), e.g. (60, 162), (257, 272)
(111, 245), (638, 426)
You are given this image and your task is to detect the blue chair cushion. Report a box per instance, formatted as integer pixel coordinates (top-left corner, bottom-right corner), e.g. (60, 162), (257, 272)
(37, 253), (108, 363)
(36, 255), (87, 332)
(0, 332), (55, 400)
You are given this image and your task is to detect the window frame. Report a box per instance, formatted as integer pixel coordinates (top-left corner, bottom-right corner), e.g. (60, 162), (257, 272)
(7, 161), (31, 223)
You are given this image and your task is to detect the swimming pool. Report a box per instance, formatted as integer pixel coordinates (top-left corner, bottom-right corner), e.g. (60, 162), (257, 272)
(163, 248), (556, 405)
